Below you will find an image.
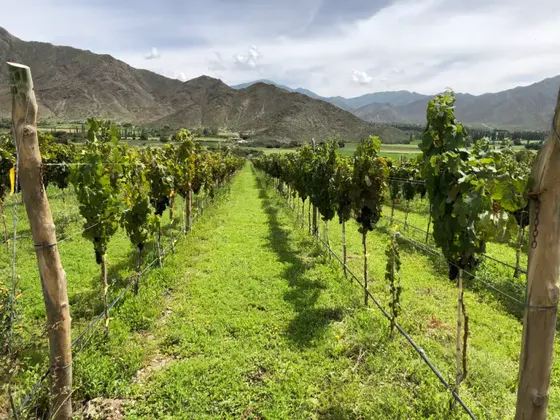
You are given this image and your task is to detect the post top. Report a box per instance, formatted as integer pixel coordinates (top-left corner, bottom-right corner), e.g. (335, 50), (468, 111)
(6, 62), (33, 91)
(6, 62), (30, 70)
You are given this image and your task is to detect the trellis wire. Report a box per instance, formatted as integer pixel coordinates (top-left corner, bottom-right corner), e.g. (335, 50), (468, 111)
(395, 231), (525, 306)
(18, 226), (187, 413)
(0, 207), (132, 249)
(8, 95), (31, 355)
(389, 213), (527, 280)
(15, 177), (230, 415)
(320, 235), (477, 419)
(267, 175), (477, 419)
(386, 197), (528, 276)
(387, 177), (426, 186)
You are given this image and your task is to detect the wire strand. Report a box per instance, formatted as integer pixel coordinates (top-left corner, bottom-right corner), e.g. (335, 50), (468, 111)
(15, 180), (229, 414)
(266, 174), (477, 419)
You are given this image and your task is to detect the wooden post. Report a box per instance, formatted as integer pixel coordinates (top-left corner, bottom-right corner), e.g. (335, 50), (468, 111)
(404, 200), (410, 232)
(186, 188), (192, 232)
(311, 140), (318, 237)
(342, 220), (347, 278)
(425, 204), (432, 244)
(156, 229), (163, 268)
(308, 200), (311, 234)
(456, 268), (464, 392)
(101, 254), (109, 333)
(133, 246), (143, 295)
(181, 194), (186, 235)
(515, 89), (560, 420)
(324, 220), (330, 256)
(362, 231), (369, 306)
(169, 193), (175, 222)
(7, 62), (72, 419)
(514, 223), (526, 279)
(1, 202), (8, 251)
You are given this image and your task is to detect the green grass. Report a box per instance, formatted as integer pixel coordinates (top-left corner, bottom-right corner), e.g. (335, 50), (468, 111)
(3, 165), (559, 419)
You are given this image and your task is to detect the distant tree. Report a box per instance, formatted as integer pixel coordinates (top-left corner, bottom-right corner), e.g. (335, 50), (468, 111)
(159, 134), (170, 143)
(240, 132), (250, 140)
(525, 142), (541, 151)
(513, 138), (522, 146)
(140, 131), (149, 141)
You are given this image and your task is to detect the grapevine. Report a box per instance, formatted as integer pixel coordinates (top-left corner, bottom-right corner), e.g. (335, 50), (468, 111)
(70, 119), (125, 331)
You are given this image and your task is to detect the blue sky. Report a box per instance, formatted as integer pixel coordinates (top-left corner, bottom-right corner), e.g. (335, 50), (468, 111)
(2, 0), (560, 96)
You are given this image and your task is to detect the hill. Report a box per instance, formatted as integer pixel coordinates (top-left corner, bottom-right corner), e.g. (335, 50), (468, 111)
(0, 27), (407, 144)
(234, 76), (560, 130)
(232, 80), (425, 111)
(0, 27), (184, 123)
(155, 80), (407, 143)
(353, 78), (560, 130)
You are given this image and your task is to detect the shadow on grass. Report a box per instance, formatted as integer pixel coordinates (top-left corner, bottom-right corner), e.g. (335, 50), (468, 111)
(69, 248), (144, 320)
(255, 175), (343, 347)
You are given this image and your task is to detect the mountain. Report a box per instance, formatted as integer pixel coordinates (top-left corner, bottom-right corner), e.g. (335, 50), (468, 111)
(231, 79), (294, 92)
(354, 77), (560, 130)
(0, 28), (408, 143)
(233, 76), (560, 130)
(231, 80), (428, 111)
(0, 27), (184, 122)
(345, 91), (429, 109)
(155, 80), (407, 143)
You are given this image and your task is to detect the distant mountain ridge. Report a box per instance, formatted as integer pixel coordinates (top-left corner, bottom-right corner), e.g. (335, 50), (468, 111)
(0, 27), (408, 144)
(154, 78), (407, 143)
(233, 76), (560, 130)
(353, 76), (560, 130)
(231, 80), (427, 111)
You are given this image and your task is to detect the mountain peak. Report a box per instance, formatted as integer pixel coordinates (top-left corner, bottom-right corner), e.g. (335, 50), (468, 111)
(185, 75), (227, 88)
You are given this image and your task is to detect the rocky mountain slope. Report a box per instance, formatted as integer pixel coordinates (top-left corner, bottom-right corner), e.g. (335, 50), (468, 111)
(0, 27), (407, 143)
(232, 80), (426, 111)
(353, 78), (560, 130)
(236, 77), (560, 130)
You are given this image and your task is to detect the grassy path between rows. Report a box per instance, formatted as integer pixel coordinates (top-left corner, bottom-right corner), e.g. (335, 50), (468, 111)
(25, 163), (557, 419)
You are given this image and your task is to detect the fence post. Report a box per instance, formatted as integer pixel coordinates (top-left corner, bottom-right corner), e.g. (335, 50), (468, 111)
(515, 88), (560, 420)
(425, 203), (432, 244)
(7, 62), (72, 419)
(311, 139), (318, 236)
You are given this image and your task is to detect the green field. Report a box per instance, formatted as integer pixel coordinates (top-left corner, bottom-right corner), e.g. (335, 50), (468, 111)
(242, 140), (535, 161)
(245, 143), (421, 160)
(3, 164), (558, 418)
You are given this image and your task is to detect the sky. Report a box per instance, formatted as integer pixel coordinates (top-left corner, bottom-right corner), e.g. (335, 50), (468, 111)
(2, 0), (560, 97)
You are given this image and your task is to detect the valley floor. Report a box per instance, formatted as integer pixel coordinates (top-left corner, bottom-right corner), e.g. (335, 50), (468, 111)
(10, 164), (560, 419)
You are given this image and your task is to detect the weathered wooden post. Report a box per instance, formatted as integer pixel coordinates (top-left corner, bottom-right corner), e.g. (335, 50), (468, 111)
(311, 138), (318, 237)
(8, 62), (72, 419)
(515, 88), (560, 420)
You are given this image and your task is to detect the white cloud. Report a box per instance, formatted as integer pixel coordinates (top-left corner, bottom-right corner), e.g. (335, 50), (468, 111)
(145, 47), (160, 60)
(3, 0), (560, 97)
(352, 70), (373, 85)
(233, 45), (262, 69)
(178, 72), (187, 82)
